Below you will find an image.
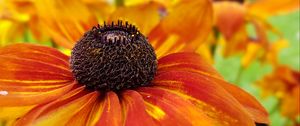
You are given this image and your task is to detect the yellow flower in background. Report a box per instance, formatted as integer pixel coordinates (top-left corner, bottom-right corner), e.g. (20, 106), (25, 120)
(31, 0), (107, 48)
(213, 0), (298, 67)
(0, 0), (31, 46)
(0, 0), (112, 48)
(257, 65), (300, 124)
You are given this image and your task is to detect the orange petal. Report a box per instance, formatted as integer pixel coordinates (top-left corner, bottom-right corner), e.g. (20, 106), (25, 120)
(149, 0), (213, 57)
(0, 43), (69, 65)
(158, 52), (223, 79)
(247, 0), (300, 18)
(109, 2), (161, 35)
(137, 87), (218, 126)
(66, 93), (100, 126)
(213, 1), (246, 40)
(151, 70), (255, 126)
(94, 91), (122, 126)
(33, 0), (98, 48)
(0, 83), (76, 107)
(0, 106), (34, 120)
(85, 97), (104, 126)
(120, 90), (157, 126)
(157, 52), (269, 124)
(15, 86), (98, 126)
(281, 86), (300, 119)
(0, 44), (74, 106)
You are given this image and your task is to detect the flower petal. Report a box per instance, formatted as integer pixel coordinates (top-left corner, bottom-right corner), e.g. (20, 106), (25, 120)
(94, 92), (122, 126)
(0, 83), (75, 107)
(0, 106), (34, 120)
(281, 86), (300, 119)
(149, 0), (213, 57)
(158, 52), (223, 79)
(247, 0), (300, 18)
(82, 92), (123, 126)
(120, 90), (156, 126)
(157, 52), (269, 124)
(137, 87), (218, 126)
(152, 71), (255, 126)
(15, 86), (98, 126)
(109, 2), (161, 35)
(0, 44), (74, 106)
(66, 93), (100, 126)
(0, 43), (69, 66)
(213, 1), (246, 40)
(33, 0), (98, 48)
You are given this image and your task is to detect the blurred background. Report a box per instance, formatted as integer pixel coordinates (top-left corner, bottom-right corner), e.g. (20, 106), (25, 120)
(0, 0), (299, 126)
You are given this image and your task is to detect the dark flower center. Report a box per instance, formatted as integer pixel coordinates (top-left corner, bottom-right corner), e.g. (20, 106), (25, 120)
(70, 21), (157, 91)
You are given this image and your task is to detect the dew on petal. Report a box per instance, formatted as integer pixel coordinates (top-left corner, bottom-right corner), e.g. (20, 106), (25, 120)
(0, 90), (8, 96)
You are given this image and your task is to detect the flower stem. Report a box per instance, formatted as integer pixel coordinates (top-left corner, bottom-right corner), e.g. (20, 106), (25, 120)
(1, 120), (6, 126)
(235, 65), (244, 84)
(23, 29), (30, 43)
(51, 41), (58, 48)
(115, 0), (124, 6)
(269, 100), (280, 115)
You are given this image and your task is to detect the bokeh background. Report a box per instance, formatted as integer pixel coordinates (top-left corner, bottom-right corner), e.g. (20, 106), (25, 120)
(0, 0), (299, 126)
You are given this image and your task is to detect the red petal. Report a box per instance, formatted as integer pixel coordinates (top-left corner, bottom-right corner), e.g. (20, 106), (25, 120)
(151, 71), (255, 126)
(137, 87), (218, 126)
(85, 98), (104, 126)
(217, 80), (269, 124)
(66, 93), (100, 125)
(0, 44), (74, 106)
(158, 52), (223, 78)
(0, 83), (75, 106)
(15, 86), (98, 126)
(120, 90), (156, 126)
(0, 43), (69, 65)
(95, 91), (122, 126)
(157, 52), (269, 124)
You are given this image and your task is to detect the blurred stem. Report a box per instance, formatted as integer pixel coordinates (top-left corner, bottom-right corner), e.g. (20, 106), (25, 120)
(1, 120), (6, 126)
(235, 65), (244, 84)
(211, 44), (217, 57)
(115, 0), (124, 7)
(269, 101), (280, 115)
(212, 27), (220, 58)
(23, 29), (30, 43)
(283, 119), (291, 126)
(51, 41), (58, 48)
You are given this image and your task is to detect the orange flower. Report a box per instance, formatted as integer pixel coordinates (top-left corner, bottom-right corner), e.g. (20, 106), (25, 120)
(213, 0), (297, 67)
(0, 20), (269, 125)
(257, 65), (300, 123)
